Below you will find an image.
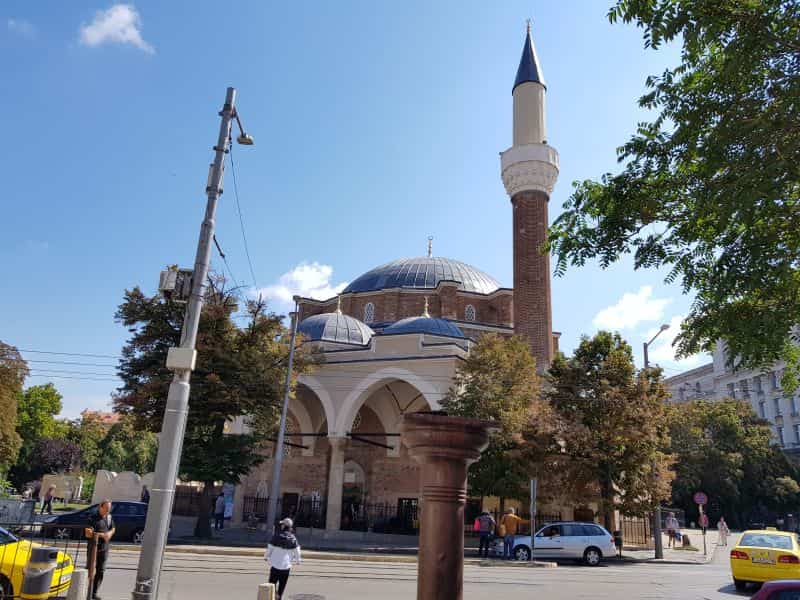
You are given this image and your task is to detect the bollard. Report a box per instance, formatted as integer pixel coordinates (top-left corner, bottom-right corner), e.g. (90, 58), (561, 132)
(257, 582), (276, 600)
(65, 568), (89, 600)
(21, 546), (59, 600)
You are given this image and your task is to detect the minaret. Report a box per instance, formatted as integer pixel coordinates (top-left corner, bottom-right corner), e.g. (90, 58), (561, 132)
(501, 22), (559, 371)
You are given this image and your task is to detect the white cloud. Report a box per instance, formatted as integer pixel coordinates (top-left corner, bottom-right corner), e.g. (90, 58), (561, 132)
(79, 4), (154, 54)
(593, 285), (672, 330)
(256, 262), (347, 315)
(7, 18), (36, 38)
(644, 315), (705, 370)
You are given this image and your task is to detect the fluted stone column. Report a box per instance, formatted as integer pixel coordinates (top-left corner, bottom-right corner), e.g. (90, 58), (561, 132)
(401, 413), (496, 600)
(325, 437), (347, 531)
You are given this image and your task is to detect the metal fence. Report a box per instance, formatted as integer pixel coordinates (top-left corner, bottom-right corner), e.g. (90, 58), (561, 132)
(241, 496), (327, 530)
(620, 516), (653, 548)
(0, 522), (87, 599)
(340, 501), (418, 535)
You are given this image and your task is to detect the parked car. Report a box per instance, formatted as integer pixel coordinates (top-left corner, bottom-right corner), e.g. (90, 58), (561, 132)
(42, 501), (148, 543)
(491, 521), (617, 565)
(750, 579), (800, 599)
(0, 526), (74, 598)
(730, 529), (800, 591)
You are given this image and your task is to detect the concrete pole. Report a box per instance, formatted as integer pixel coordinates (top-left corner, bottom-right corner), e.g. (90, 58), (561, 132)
(325, 438), (347, 530)
(266, 308), (300, 533)
(132, 87), (237, 600)
(645, 339), (665, 560)
(65, 568), (88, 600)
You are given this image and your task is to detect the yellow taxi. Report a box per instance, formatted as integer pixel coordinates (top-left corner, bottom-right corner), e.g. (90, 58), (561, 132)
(0, 526), (74, 599)
(730, 528), (800, 591)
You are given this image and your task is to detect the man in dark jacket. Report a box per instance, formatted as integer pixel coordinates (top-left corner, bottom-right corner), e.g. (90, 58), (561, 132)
(86, 499), (115, 600)
(477, 511), (496, 558)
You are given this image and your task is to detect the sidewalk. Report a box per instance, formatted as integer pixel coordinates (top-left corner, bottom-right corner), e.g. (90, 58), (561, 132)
(620, 528), (720, 564)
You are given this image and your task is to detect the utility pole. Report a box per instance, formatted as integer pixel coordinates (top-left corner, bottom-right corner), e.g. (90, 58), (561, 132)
(132, 87), (240, 600)
(266, 305), (301, 533)
(645, 323), (669, 560)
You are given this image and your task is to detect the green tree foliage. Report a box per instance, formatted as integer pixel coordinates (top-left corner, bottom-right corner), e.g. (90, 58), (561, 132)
(669, 399), (800, 527)
(0, 342), (26, 472)
(98, 416), (158, 474)
(113, 278), (311, 537)
(548, 0), (800, 384)
(441, 334), (555, 503)
(65, 412), (107, 474)
(548, 331), (673, 528)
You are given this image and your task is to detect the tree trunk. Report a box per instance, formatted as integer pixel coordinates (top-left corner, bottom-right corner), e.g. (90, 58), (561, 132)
(193, 481), (214, 538)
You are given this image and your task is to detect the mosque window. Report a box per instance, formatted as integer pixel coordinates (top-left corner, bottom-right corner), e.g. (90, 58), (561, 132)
(351, 409), (363, 432)
(364, 302), (375, 324)
(464, 304), (476, 322)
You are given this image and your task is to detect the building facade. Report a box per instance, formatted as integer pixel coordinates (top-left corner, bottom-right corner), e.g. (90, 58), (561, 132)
(232, 26), (563, 531)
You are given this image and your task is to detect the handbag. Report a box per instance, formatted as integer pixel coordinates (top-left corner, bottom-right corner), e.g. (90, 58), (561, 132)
(473, 518), (480, 532)
(497, 522), (507, 537)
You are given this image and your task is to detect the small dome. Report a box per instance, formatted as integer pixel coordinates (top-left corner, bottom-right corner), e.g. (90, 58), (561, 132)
(383, 316), (465, 338)
(343, 257), (500, 295)
(298, 312), (374, 346)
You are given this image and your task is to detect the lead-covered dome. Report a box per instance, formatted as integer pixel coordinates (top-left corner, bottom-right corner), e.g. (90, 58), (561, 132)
(298, 312), (374, 346)
(343, 257), (500, 295)
(383, 316), (465, 338)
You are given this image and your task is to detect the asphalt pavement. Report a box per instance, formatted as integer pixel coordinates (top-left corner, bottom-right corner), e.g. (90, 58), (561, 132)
(92, 541), (752, 600)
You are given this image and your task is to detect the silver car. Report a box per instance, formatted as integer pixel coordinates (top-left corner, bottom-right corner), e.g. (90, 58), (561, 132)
(492, 521), (617, 565)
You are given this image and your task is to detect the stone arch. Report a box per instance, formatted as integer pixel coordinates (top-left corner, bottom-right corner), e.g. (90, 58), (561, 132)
(296, 374), (336, 431)
(288, 396), (315, 457)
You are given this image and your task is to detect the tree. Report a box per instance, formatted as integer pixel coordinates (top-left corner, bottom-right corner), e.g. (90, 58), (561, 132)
(113, 279), (311, 537)
(548, 331), (673, 529)
(441, 334), (556, 505)
(98, 416), (158, 474)
(547, 0), (800, 386)
(669, 399), (800, 528)
(0, 342), (26, 473)
(28, 438), (82, 478)
(66, 412), (110, 474)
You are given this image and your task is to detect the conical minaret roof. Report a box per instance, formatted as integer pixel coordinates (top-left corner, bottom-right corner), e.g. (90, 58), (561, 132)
(513, 22), (545, 92)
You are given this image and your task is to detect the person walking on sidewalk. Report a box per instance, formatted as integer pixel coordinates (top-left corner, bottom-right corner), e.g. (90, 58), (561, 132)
(665, 512), (680, 548)
(213, 492), (225, 531)
(499, 508), (529, 560)
(476, 511), (496, 558)
(265, 517), (301, 600)
(717, 517), (730, 547)
(40, 485), (56, 515)
(86, 499), (115, 600)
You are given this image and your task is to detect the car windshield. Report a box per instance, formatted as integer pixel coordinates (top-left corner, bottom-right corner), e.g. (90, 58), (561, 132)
(740, 533), (793, 550)
(0, 528), (18, 545)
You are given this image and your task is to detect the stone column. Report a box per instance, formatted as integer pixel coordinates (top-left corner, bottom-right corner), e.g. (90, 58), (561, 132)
(401, 413), (496, 600)
(325, 437), (347, 531)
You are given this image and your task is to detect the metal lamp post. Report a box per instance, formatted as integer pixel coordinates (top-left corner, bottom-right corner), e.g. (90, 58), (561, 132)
(645, 323), (669, 560)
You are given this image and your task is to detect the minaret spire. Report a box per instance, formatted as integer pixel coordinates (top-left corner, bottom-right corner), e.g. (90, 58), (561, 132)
(427, 236), (433, 258)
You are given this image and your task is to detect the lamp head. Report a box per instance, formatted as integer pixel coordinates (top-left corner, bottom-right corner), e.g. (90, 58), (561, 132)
(236, 132), (255, 146)
(660, 323), (670, 331)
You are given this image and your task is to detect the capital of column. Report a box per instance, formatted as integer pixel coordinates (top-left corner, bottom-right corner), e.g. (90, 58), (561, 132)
(500, 143), (559, 197)
(328, 436), (347, 452)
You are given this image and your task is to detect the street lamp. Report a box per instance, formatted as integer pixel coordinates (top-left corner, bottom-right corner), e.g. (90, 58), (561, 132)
(645, 323), (669, 560)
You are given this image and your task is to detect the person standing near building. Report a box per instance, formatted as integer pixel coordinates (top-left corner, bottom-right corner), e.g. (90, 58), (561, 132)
(499, 508), (529, 560)
(40, 485), (56, 515)
(717, 517), (730, 547)
(214, 492), (225, 531)
(86, 499), (115, 600)
(476, 511), (496, 558)
(265, 518), (301, 600)
(665, 512), (680, 548)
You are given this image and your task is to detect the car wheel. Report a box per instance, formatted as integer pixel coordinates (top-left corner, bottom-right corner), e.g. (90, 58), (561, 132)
(54, 527), (71, 540)
(514, 545), (531, 561)
(132, 528), (145, 544)
(733, 578), (747, 591)
(583, 547), (602, 566)
(0, 575), (12, 600)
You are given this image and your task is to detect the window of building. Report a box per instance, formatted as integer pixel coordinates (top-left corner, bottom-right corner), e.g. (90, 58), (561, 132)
(754, 376), (763, 393)
(363, 302), (375, 324)
(464, 304), (476, 322)
(774, 397), (782, 416)
(695, 382), (701, 394)
(791, 397), (799, 416)
(794, 424), (800, 443)
(741, 379), (750, 396)
(759, 401), (767, 419)
(778, 426), (785, 446)
(727, 383), (736, 399)
(772, 371), (780, 390)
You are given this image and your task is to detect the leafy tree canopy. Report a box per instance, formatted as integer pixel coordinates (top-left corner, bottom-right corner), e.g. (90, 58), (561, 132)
(548, 0), (800, 385)
(0, 342), (26, 470)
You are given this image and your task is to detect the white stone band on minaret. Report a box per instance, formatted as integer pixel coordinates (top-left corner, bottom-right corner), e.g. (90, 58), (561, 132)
(500, 143), (560, 197)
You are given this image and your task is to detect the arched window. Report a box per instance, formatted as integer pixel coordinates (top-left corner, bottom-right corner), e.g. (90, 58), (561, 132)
(464, 304), (476, 322)
(363, 302), (375, 324)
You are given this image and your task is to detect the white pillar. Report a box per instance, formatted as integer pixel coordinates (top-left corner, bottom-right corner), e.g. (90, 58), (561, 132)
(325, 437), (347, 530)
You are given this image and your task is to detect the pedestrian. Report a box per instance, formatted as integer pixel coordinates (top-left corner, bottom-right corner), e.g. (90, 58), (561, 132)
(665, 512), (680, 548)
(40, 485), (56, 515)
(717, 516), (730, 547)
(476, 511), (496, 558)
(86, 499), (115, 600)
(140, 485), (150, 504)
(499, 508), (529, 560)
(264, 517), (301, 600)
(214, 492), (225, 531)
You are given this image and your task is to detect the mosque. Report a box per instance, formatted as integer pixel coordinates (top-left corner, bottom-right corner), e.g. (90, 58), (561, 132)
(231, 26), (563, 532)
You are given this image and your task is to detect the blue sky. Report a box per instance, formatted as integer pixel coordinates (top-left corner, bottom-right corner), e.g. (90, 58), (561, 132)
(0, 1), (700, 418)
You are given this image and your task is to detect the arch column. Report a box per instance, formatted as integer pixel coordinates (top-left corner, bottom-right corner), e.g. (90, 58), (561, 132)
(325, 437), (347, 531)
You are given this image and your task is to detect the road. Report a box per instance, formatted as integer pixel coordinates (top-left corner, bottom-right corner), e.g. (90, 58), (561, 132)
(96, 545), (748, 600)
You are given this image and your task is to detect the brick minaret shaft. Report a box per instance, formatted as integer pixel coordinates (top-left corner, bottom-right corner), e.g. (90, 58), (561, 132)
(501, 23), (559, 372)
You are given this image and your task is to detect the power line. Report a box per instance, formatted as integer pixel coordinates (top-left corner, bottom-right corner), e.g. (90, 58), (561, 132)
(19, 349), (120, 359)
(228, 142), (258, 288)
(26, 359), (117, 368)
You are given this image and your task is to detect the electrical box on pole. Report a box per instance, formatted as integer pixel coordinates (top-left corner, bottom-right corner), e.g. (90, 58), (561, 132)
(158, 266), (193, 302)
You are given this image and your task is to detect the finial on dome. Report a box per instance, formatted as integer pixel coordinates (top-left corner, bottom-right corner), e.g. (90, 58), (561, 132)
(526, 18), (531, 35)
(422, 296), (430, 318)
(427, 236), (433, 258)
(336, 295), (342, 314)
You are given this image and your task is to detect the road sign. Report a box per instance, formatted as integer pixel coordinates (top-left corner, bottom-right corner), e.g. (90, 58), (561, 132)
(693, 491), (708, 505)
(699, 513), (709, 528)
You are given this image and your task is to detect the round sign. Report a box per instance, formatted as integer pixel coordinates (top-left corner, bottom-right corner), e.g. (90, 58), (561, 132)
(693, 491), (708, 505)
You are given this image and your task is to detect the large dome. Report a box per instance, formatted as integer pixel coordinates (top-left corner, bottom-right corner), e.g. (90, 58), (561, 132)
(298, 312), (374, 346)
(383, 316), (465, 338)
(343, 257), (501, 295)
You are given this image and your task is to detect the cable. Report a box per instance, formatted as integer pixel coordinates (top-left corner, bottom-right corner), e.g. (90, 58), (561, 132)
(228, 142), (258, 289)
(213, 234), (243, 290)
(19, 349), (120, 359)
(25, 359), (117, 368)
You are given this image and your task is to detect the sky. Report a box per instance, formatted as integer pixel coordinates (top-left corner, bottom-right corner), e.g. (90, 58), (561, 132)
(0, 1), (703, 419)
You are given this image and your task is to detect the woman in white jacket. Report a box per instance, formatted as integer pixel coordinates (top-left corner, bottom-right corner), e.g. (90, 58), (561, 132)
(265, 518), (301, 600)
